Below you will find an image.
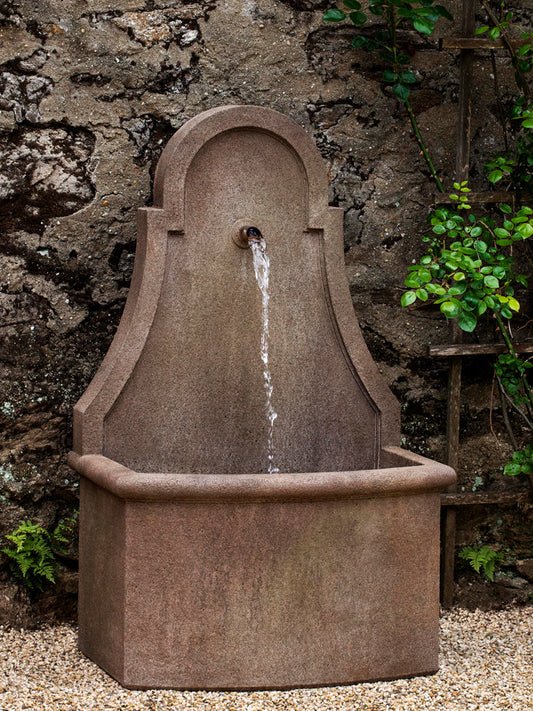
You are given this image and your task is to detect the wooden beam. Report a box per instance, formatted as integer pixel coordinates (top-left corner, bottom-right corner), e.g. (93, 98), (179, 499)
(441, 490), (532, 506)
(446, 359), (462, 470)
(429, 342), (533, 357)
(441, 325), (462, 608)
(434, 191), (514, 205)
(440, 37), (523, 50)
(441, 506), (457, 608)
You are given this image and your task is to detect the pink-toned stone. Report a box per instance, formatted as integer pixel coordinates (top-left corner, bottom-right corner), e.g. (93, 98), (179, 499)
(69, 105), (455, 690)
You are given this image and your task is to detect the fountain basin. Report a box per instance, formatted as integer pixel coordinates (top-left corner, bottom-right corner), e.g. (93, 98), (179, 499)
(69, 447), (453, 690)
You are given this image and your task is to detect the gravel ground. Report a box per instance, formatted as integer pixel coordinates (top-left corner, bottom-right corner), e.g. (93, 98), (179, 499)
(0, 606), (531, 711)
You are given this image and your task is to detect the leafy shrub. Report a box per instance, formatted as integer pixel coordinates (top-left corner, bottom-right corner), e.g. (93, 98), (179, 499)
(504, 444), (533, 477)
(401, 185), (532, 334)
(1, 514), (78, 591)
(458, 545), (504, 581)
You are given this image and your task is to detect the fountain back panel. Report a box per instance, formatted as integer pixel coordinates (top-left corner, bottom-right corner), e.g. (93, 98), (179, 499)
(69, 105), (455, 690)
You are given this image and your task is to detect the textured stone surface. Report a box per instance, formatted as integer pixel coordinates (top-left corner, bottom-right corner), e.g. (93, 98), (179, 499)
(0, 0), (532, 624)
(516, 558), (533, 582)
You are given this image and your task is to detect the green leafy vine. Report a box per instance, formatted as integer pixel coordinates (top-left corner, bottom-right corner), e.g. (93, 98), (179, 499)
(400, 1), (533, 498)
(323, 0), (452, 190)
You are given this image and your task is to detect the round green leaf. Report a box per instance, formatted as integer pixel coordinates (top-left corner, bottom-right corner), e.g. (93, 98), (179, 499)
(504, 462), (522, 476)
(494, 228), (510, 238)
(440, 300), (461, 318)
(400, 70), (417, 84)
(351, 36), (368, 48)
(413, 17), (434, 34)
(518, 223), (533, 238)
(349, 10), (367, 25)
(323, 8), (346, 21)
(435, 5), (453, 21)
(462, 291), (479, 307)
(484, 275), (499, 289)
(392, 83), (410, 101)
(343, 0), (361, 8)
(416, 288), (428, 301)
(401, 291), (417, 307)
(405, 275), (420, 288)
(458, 311), (477, 332)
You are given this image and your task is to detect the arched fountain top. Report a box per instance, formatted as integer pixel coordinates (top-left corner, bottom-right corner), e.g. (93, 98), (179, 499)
(152, 105), (329, 231)
(74, 104), (400, 472)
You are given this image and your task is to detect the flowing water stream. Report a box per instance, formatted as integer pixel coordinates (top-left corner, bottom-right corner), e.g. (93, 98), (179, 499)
(250, 236), (279, 474)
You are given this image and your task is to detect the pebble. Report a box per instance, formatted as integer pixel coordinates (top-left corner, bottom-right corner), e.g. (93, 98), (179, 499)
(0, 607), (531, 710)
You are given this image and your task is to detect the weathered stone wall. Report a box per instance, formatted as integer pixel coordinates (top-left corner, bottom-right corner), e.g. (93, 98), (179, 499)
(1, 0), (531, 622)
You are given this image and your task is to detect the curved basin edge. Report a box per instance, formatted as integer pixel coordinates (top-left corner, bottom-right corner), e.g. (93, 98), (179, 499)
(68, 451), (455, 503)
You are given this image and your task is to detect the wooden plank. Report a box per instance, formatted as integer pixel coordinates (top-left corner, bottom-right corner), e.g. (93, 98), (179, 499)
(441, 490), (532, 506)
(454, 0), (476, 183)
(440, 37), (523, 50)
(441, 326), (461, 608)
(429, 342), (533, 357)
(441, 507), (457, 608)
(446, 356), (462, 470)
(434, 190), (514, 205)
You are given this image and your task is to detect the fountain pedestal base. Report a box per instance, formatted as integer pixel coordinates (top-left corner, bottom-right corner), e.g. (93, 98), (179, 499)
(72, 450), (452, 690)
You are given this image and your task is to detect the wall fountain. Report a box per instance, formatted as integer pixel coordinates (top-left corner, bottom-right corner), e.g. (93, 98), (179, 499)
(68, 105), (455, 690)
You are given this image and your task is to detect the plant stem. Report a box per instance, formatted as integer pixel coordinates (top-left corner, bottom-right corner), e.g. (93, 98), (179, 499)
(490, 49), (509, 152)
(480, 0), (530, 101)
(497, 374), (533, 429)
(494, 311), (533, 415)
(495, 311), (516, 353)
(497, 378), (518, 448)
(405, 99), (445, 192)
(385, 1), (444, 192)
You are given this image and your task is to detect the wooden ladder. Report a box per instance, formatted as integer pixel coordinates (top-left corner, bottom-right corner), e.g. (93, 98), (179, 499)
(435, 0), (533, 607)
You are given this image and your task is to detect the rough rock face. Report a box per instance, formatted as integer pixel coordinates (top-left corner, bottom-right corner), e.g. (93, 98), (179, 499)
(0, 0), (532, 623)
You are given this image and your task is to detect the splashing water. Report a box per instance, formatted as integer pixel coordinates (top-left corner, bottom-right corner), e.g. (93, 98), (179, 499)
(250, 237), (279, 474)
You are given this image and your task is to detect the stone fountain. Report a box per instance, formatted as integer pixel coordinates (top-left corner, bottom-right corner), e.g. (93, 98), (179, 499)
(68, 105), (455, 690)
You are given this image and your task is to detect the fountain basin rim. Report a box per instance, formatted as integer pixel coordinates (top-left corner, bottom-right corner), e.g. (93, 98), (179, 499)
(68, 449), (454, 503)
